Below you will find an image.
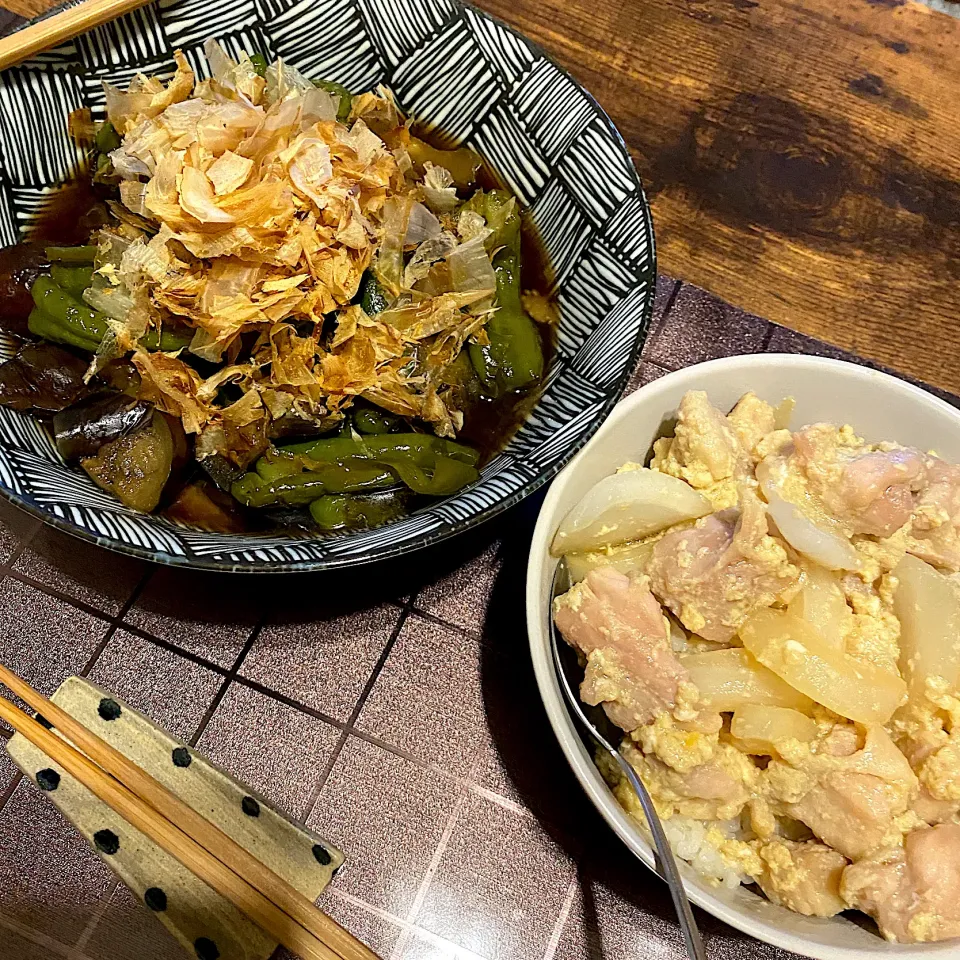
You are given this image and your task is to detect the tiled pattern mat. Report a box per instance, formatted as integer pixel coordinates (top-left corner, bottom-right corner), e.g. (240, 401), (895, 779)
(0, 276), (955, 960)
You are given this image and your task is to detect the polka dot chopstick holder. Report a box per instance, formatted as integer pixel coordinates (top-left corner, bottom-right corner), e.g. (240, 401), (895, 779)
(6, 676), (344, 960)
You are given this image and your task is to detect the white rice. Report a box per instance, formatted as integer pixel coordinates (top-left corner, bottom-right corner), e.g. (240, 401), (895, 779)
(661, 816), (746, 890)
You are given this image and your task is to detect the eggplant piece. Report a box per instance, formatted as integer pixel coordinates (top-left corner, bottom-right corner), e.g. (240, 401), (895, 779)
(81, 413), (174, 512)
(165, 480), (246, 533)
(267, 412), (330, 441)
(0, 342), (88, 412)
(199, 453), (246, 492)
(259, 505), (318, 532)
(160, 411), (190, 480)
(53, 393), (153, 461)
(96, 359), (142, 397)
(0, 243), (49, 337)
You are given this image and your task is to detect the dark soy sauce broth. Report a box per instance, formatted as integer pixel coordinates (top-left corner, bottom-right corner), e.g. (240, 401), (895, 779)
(451, 156), (557, 465)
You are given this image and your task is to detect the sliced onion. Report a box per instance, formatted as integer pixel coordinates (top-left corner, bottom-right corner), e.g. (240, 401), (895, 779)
(551, 467), (711, 556)
(762, 479), (860, 570)
(894, 554), (960, 694)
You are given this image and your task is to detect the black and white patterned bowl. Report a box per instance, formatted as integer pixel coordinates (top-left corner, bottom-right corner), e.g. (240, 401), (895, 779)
(0, 0), (656, 571)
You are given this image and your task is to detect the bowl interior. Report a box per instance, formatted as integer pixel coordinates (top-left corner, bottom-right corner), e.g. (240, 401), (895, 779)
(0, 0), (655, 570)
(527, 354), (960, 959)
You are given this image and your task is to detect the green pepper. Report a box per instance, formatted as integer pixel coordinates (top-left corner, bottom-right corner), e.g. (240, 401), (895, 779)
(309, 490), (410, 531)
(50, 264), (94, 298)
(280, 433), (480, 466)
(406, 137), (481, 188)
(257, 433), (480, 496)
(94, 122), (121, 154)
(468, 249), (543, 395)
(231, 460), (396, 508)
(353, 405), (401, 435)
(460, 189), (520, 255)
(248, 52), (269, 77)
(358, 269), (390, 316)
(44, 245), (97, 264)
(31, 275), (105, 351)
(388, 454), (478, 495)
(29, 276), (193, 354)
(312, 79), (352, 123)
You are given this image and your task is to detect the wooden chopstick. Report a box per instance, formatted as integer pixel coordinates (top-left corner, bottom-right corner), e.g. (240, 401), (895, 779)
(0, 664), (380, 960)
(0, 694), (343, 960)
(0, 0), (154, 71)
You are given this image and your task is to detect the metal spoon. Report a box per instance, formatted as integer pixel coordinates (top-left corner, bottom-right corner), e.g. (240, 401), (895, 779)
(549, 560), (707, 960)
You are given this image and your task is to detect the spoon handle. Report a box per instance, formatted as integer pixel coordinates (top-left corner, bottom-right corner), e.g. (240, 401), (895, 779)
(549, 561), (706, 960)
(610, 750), (707, 960)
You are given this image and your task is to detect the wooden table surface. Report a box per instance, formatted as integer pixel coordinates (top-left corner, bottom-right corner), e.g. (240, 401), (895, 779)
(1, 0), (959, 391)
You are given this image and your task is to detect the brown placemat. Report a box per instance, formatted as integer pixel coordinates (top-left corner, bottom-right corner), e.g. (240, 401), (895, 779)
(0, 275), (955, 960)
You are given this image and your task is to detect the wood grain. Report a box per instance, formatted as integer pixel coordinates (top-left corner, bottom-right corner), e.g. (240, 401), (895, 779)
(475, 0), (960, 390)
(2, 0), (50, 21)
(0, 0), (957, 388)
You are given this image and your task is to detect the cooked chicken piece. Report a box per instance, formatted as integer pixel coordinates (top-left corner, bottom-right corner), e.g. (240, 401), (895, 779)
(753, 839), (848, 918)
(728, 392), (776, 463)
(647, 487), (800, 642)
(651, 391), (747, 507)
(768, 724), (918, 861)
(912, 788), (960, 825)
(620, 739), (757, 821)
(841, 823), (960, 942)
(907, 459), (960, 573)
(787, 772), (905, 861)
(553, 568), (688, 732)
(791, 425), (927, 538)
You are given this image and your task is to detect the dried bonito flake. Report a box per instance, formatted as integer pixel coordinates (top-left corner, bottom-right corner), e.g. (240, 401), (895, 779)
(97, 38), (519, 444)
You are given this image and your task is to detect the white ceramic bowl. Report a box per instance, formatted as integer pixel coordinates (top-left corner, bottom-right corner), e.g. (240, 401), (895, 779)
(526, 354), (960, 960)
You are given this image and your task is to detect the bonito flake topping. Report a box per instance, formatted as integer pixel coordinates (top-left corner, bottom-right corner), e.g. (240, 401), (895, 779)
(98, 39), (501, 462)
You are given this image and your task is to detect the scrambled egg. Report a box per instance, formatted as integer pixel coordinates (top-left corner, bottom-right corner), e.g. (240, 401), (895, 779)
(633, 712), (717, 773)
(556, 388), (960, 942)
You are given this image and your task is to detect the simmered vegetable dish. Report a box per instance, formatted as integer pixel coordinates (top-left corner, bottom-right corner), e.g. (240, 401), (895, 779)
(0, 40), (552, 534)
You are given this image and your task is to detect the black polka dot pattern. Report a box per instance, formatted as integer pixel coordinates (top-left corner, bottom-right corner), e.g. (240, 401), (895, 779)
(36, 768), (60, 792)
(194, 936), (219, 960)
(35, 713), (53, 730)
(144, 887), (167, 912)
(241, 796), (260, 817)
(312, 843), (332, 866)
(94, 829), (120, 855)
(172, 747), (192, 768)
(98, 698), (122, 721)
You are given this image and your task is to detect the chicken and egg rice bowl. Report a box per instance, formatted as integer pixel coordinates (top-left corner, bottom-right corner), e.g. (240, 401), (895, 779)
(552, 388), (960, 944)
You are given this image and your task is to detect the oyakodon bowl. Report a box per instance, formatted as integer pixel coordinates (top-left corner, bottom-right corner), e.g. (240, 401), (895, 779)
(0, 0), (655, 571)
(526, 354), (960, 960)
